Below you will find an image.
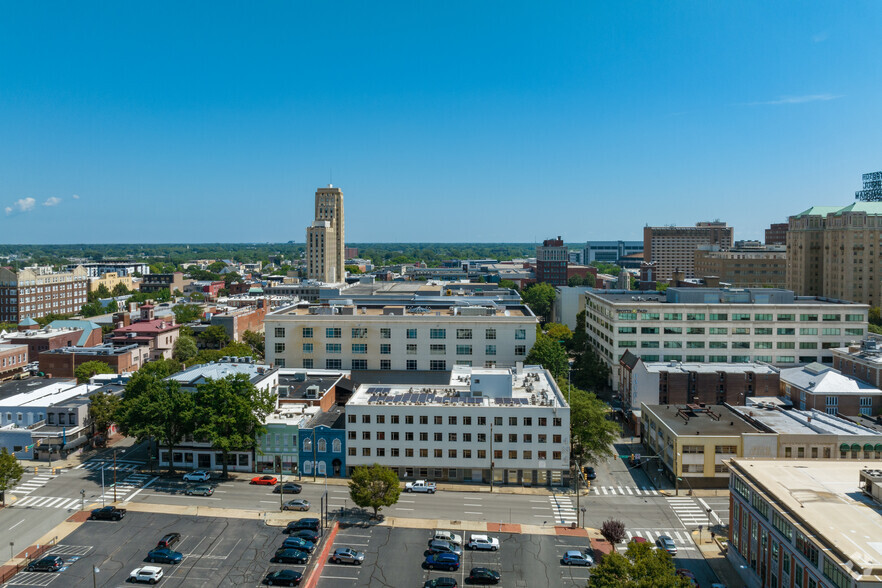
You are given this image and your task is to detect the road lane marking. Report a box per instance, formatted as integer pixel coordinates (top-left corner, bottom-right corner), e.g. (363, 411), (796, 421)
(9, 519), (25, 530)
(463, 503), (482, 506)
(395, 507), (414, 511)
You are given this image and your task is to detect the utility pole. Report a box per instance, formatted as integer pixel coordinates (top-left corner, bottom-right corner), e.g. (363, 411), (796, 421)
(489, 423), (494, 493)
(113, 449), (118, 502)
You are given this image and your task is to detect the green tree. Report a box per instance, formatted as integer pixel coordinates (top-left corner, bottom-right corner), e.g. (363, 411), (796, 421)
(656, 282), (669, 292)
(173, 335), (198, 363)
(243, 330), (265, 359)
(80, 300), (106, 317)
(198, 325), (231, 349)
(345, 264), (363, 274)
(116, 373), (195, 475)
(521, 282), (556, 321)
(139, 358), (183, 378)
(870, 307), (882, 326)
(571, 343), (610, 391)
(172, 304), (202, 324)
(565, 382), (619, 467)
(525, 334), (569, 380)
(75, 360), (114, 383)
(153, 288), (172, 303)
(348, 463), (401, 518)
(111, 282), (130, 296)
(193, 373), (276, 478)
(95, 284), (112, 299)
(571, 310), (587, 352)
(568, 274), (596, 287)
(544, 323), (572, 347)
(588, 541), (689, 588)
(208, 261), (226, 272)
(0, 448), (25, 506)
(497, 279), (519, 291)
(89, 390), (121, 440)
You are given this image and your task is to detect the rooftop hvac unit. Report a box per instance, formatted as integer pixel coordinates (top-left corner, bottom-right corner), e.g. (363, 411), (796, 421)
(278, 386), (289, 398)
(305, 385), (320, 399)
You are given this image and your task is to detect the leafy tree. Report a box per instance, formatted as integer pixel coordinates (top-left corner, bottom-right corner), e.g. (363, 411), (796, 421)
(116, 373), (195, 475)
(870, 307), (882, 326)
(525, 334), (569, 380)
(172, 304), (202, 324)
(571, 310), (587, 352)
(193, 373), (276, 478)
(80, 300), (106, 317)
(75, 360), (114, 383)
(571, 345), (610, 391)
(588, 541), (689, 588)
(0, 448), (25, 506)
(111, 282), (130, 296)
(566, 382), (619, 467)
(190, 291), (205, 302)
(656, 282), (669, 292)
(222, 272), (241, 287)
(0, 321), (17, 332)
(95, 284), (112, 299)
(139, 358), (183, 378)
(345, 265), (363, 274)
(173, 335), (198, 362)
(153, 288), (172, 303)
(600, 519), (626, 544)
(568, 274), (596, 287)
(35, 312), (73, 327)
(208, 261), (227, 272)
(589, 261), (622, 276)
(243, 330), (265, 359)
(497, 279), (518, 291)
(198, 325), (231, 349)
(348, 463), (401, 518)
(521, 282), (556, 321)
(544, 323), (572, 347)
(89, 390), (121, 440)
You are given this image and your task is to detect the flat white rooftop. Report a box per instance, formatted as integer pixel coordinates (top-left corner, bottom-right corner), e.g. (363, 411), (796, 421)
(643, 361), (777, 375)
(0, 382), (96, 408)
(731, 459), (882, 577)
(732, 405), (882, 436)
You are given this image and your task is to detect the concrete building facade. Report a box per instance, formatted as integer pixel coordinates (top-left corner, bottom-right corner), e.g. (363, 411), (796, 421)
(643, 222), (734, 280)
(306, 185), (345, 283)
(694, 243), (787, 288)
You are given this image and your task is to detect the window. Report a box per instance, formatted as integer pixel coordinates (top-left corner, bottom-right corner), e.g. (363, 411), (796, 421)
(822, 314), (841, 322)
(686, 313), (705, 321)
(380, 328), (391, 339)
(515, 329), (526, 340)
(822, 328), (841, 336)
(663, 327), (682, 334)
(434, 415), (442, 425)
(406, 328), (417, 339)
(352, 344), (367, 354)
(640, 312), (659, 320)
(274, 342), (285, 353)
(485, 328), (496, 339)
(326, 359), (342, 369)
(777, 314), (795, 321)
(754, 341), (772, 349)
(619, 326), (637, 334)
(434, 432), (442, 441)
(619, 341), (638, 348)
(799, 342), (818, 349)
(456, 345), (472, 355)
(430, 328), (446, 339)
(380, 343), (391, 354)
(642, 327), (659, 334)
(709, 341), (727, 348)
(777, 328), (795, 335)
(274, 327), (285, 337)
(687, 327), (705, 335)
(515, 345), (526, 355)
(755, 313), (773, 321)
(663, 313), (682, 321)
(777, 342), (795, 349)
(361, 448), (371, 456)
(494, 416), (503, 425)
(430, 360), (446, 371)
(845, 328), (864, 336)
(485, 345), (496, 355)
(407, 344), (417, 354)
(709, 327), (728, 334)
(352, 359), (367, 370)
(302, 327), (313, 338)
(380, 359), (391, 370)
(420, 449), (428, 458)
(326, 327), (341, 338)
(463, 450), (471, 459)
(351, 327), (367, 339)
(430, 344), (446, 355)
(326, 343), (341, 353)
(845, 313), (864, 322)
(777, 356), (795, 363)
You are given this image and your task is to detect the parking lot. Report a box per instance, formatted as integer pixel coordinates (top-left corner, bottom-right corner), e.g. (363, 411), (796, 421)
(4, 512), (312, 587)
(318, 525), (596, 587)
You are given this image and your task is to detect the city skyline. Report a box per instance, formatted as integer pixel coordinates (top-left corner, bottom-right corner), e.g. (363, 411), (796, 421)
(1, 2), (881, 243)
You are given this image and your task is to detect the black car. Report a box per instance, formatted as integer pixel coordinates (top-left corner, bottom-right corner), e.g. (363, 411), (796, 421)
(89, 506), (126, 521)
(424, 579), (458, 588)
(26, 556), (63, 572)
(271, 548), (309, 564)
(157, 532), (181, 548)
(264, 569), (302, 586)
(288, 529), (320, 543)
(272, 483), (303, 494)
(583, 467), (596, 480)
(285, 518), (320, 533)
(467, 567), (500, 584)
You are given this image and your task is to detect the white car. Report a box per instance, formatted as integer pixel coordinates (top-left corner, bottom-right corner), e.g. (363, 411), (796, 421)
(129, 565), (164, 584)
(433, 530), (463, 545)
(183, 470), (210, 482)
(467, 534), (500, 551)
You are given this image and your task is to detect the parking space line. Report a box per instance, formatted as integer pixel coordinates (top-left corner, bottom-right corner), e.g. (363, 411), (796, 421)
(464, 511), (482, 515)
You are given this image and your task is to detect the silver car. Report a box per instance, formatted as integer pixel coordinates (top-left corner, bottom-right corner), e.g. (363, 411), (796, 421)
(283, 499), (311, 511)
(331, 547), (365, 565)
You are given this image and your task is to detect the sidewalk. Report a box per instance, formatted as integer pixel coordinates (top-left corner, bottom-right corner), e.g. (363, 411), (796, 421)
(692, 529), (742, 587)
(15, 432), (134, 474)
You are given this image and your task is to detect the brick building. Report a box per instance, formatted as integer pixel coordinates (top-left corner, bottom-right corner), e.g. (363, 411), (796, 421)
(832, 340), (882, 389)
(0, 344), (28, 380)
(38, 343), (149, 378)
(764, 222), (788, 245)
(779, 361), (882, 416)
(0, 265), (88, 322)
(139, 272), (188, 294)
(536, 236), (568, 286)
(108, 304), (181, 361)
(643, 222), (734, 280)
(1, 320), (103, 362)
(209, 300), (268, 342)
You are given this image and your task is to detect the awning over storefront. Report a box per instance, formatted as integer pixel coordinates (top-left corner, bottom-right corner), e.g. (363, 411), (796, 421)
(63, 435), (89, 451)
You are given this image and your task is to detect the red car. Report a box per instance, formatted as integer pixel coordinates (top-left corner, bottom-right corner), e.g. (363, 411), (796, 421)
(251, 475), (278, 485)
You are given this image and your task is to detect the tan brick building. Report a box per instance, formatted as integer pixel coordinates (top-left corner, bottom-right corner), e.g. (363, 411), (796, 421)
(0, 265), (88, 322)
(88, 271), (133, 293)
(643, 222), (733, 280)
(306, 185), (345, 283)
(694, 243), (786, 288)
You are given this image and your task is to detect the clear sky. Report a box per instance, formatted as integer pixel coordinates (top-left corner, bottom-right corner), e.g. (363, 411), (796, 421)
(1, 2), (880, 244)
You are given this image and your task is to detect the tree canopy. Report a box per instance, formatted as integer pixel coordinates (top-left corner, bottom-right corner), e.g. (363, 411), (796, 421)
(75, 361), (114, 383)
(348, 463), (401, 518)
(587, 541), (690, 588)
(89, 390), (121, 440)
(242, 330), (265, 359)
(521, 282), (556, 321)
(139, 358), (183, 378)
(525, 334), (569, 380)
(563, 381), (619, 467)
(0, 448), (25, 506)
(172, 304), (202, 324)
(172, 335), (198, 363)
(198, 325), (231, 349)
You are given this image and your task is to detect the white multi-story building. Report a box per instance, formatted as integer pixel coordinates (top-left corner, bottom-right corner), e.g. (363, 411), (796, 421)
(265, 300), (537, 372)
(344, 364), (570, 486)
(585, 288), (868, 389)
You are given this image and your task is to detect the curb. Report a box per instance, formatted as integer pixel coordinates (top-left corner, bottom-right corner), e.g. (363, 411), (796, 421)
(303, 521), (339, 588)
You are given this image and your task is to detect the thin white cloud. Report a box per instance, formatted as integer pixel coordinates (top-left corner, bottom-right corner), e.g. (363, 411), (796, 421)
(743, 93), (843, 106)
(812, 31), (829, 43)
(4, 197), (36, 215)
(43, 196), (62, 207)
(72, 194), (80, 199)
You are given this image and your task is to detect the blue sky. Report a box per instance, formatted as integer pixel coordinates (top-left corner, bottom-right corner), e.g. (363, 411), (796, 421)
(1, 2), (880, 244)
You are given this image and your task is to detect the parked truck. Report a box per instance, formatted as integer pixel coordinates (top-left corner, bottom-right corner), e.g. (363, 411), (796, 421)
(404, 480), (437, 493)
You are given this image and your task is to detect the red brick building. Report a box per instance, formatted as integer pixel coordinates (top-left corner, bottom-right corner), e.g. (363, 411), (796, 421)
(210, 300), (268, 342)
(108, 304), (181, 361)
(0, 343), (28, 380)
(1, 320), (103, 362)
(38, 343), (150, 378)
(536, 236), (568, 286)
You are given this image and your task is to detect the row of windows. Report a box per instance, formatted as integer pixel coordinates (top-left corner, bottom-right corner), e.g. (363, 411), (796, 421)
(349, 447), (562, 460)
(638, 354), (824, 364)
(277, 343), (523, 356)
(279, 358), (499, 370)
(623, 340), (844, 349)
(621, 326), (862, 336)
(275, 327), (522, 340)
(349, 431), (562, 444)
(620, 312), (860, 322)
(348, 414), (563, 427)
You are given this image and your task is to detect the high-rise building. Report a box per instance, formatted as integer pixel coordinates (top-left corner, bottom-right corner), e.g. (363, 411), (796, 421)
(694, 242), (787, 288)
(306, 185), (345, 283)
(764, 222), (788, 245)
(0, 265), (89, 323)
(643, 222), (733, 280)
(786, 203), (882, 306)
(583, 240), (643, 265)
(536, 236), (567, 286)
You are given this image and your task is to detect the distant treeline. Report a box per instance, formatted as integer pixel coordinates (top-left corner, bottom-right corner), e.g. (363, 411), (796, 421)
(0, 242), (542, 270)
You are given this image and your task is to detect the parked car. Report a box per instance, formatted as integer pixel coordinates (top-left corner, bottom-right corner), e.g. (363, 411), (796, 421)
(282, 499), (310, 511)
(129, 565), (164, 584)
(251, 475), (278, 485)
(26, 556), (63, 572)
(182, 470), (210, 482)
(185, 484), (213, 496)
(676, 568), (698, 586)
(562, 550), (594, 566)
(466, 535), (499, 551)
(656, 535), (678, 556)
(629, 536), (648, 545)
(467, 567), (501, 584)
(90, 506), (126, 521)
(288, 529), (320, 543)
(157, 533), (181, 548)
(273, 483), (302, 494)
(583, 466), (596, 480)
(281, 536), (315, 552)
(427, 540), (463, 557)
(331, 547), (365, 565)
(424, 553), (460, 571)
(272, 548), (309, 564)
(263, 569), (302, 586)
(433, 530), (463, 545)
(424, 578), (458, 588)
(146, 547), (183, 564)
(285, 518), (320, 533)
